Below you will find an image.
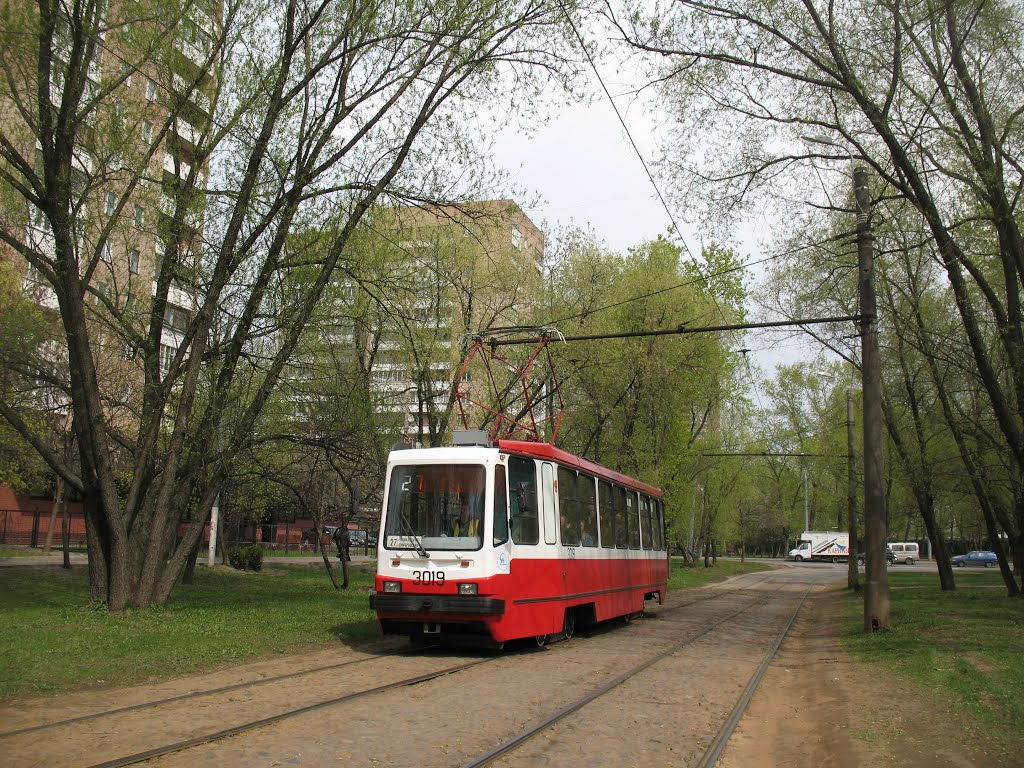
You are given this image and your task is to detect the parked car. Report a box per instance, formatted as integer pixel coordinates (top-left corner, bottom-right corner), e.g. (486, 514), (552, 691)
(952, 550), (998, 567)
(856, 548), (896, 566)
(300, 526), (338, 547)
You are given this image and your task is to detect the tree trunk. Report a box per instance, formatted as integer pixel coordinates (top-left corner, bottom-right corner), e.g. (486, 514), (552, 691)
(181, 538), (201, 585)
(61, 495), (71, 570)
(339, 547), (350, 590)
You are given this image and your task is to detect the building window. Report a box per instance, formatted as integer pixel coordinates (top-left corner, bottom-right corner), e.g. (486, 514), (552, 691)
(142, 119), (153, 143)
(128, 248), (140, 274)
(29, 206), (50, 231)
(165, 305), (189, 331)
(146, 78), (156, 101)
(133, 205), (144, 228)
(105, 191), (116, 216)
(159, 344), (174, 376)
(101, 242), (113, 263)
(119, 63), (132, 87)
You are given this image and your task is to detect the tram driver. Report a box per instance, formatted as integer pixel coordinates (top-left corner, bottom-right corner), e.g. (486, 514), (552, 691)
(453, 501), (479, 537)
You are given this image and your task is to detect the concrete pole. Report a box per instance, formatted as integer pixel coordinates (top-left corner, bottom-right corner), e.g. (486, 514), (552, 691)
(846, 389), (860, 591)
(803, 467), (809, 531)
(855, 165), (889, 631)
(207, 494), (220, 567)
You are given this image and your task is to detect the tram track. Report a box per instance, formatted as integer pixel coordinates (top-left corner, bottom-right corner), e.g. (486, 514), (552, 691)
(0, 648), (504, 768)
(3, 574), (811, 768)
(120, 586), (793, 768)
(0, 646), (426, 739)
(86, 659), (493, 768)
(459, 587), (810, 768)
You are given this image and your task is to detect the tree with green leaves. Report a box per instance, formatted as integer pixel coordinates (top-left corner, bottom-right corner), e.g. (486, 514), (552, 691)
(615, 0), (1024, 599)
(0, 0), (578, 610)
(537, 231), (746, 561)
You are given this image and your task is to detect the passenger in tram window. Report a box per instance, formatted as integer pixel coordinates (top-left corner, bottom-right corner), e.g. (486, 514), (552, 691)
(560, 510), (576, 545)
(580, 522), (594, 547)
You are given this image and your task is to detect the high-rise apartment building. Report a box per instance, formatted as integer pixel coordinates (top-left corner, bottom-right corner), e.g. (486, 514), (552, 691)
(283, 200), (545, 447)
(0, 1), (220, 515)
(371, 200), (544, 444)
(4, 1), (219, 377)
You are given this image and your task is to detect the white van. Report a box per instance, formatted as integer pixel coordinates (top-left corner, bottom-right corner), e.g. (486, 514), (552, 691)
(888, 541), (919, 565)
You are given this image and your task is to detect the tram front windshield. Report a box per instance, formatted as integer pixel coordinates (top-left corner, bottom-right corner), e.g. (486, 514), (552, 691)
(384, 464), (486, 551)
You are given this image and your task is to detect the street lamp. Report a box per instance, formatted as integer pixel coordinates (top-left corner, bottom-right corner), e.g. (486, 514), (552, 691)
(802, 134), (889, 631)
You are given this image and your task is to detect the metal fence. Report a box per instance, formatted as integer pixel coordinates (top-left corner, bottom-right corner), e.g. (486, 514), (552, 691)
(0, 509), (88, 547)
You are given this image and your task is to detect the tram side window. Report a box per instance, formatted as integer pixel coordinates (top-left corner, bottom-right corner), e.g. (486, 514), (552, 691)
(599, 480), (615, 548)
(627, 490), (641, 549)
(640, 494), (654, 550)
(509, 457), (539, 545)
(579, 474), (598, 546)
(558, 466), (580, 546)
(614, 484), (628, 548)
(493, 465), (509, 545)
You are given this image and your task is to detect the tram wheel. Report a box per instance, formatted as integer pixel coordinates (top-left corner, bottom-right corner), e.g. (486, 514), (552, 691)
(623, 611), (634, 624)
(534, 634), (548, 648)
(561, 609), (575, 641)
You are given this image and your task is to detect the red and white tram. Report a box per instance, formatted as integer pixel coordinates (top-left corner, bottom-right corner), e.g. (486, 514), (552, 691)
(370, 434), (668, 647)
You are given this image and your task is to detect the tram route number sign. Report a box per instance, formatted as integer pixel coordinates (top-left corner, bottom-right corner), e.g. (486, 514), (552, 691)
(387, 536), (419, 548)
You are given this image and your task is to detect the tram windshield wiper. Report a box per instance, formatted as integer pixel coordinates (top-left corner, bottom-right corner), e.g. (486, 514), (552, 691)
(398, 508), (430, 558)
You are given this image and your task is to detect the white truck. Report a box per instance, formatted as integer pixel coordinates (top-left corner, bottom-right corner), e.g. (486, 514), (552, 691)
(788, 530), (851, 563)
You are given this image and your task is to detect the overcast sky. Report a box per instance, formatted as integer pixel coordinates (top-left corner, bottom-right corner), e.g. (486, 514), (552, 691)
(491, 98), (679, 254)
(488, 94), (816, 386)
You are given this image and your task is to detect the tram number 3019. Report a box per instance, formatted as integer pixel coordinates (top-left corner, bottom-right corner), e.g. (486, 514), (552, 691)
(412, 570), (445, 585)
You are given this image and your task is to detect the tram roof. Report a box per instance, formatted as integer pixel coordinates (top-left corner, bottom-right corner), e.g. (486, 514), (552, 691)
(497, 440), (663, 498)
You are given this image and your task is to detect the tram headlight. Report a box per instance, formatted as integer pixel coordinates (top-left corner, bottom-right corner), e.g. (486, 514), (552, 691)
(383, 581), (402, 593)
(457, 583), (478, 596)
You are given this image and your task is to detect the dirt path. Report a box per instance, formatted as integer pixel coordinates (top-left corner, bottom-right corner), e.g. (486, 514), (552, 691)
(718, 588), (999, 768)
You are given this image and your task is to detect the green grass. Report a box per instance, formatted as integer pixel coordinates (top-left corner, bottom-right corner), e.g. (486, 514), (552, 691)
(668, 557), (773, 589)
(0, 563), (380, 699)
(0, 545), (54, 557)
(842, 570), (1024, 761)
(0, 545), (87, 556)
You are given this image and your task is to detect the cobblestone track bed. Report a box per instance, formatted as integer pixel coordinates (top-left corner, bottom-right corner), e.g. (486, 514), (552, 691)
(148, 581), (808, 767)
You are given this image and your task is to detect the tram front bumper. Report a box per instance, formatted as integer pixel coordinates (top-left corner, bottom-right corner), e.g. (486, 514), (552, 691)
(370, 593), (505, 615)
